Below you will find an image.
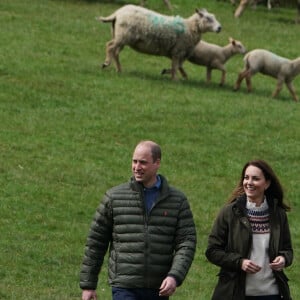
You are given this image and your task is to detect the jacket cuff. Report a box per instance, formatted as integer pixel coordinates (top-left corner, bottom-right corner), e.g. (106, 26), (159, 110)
(167, 274), (180, 286)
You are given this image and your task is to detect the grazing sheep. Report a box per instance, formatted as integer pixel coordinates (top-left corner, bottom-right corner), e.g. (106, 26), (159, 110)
(229, 0), (272, 8)
(98, 5), (221, 80)
(187, 37), (246, 86)
(234, 0), (275, 17)
(234, 49), (300, 102)
(141, 0), (172, 10)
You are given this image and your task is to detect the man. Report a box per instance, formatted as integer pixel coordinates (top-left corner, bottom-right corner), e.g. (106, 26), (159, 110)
(80, 140), (196, 300)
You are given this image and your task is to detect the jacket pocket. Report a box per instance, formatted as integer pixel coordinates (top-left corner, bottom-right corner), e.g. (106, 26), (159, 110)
(211, 271), (238, 300)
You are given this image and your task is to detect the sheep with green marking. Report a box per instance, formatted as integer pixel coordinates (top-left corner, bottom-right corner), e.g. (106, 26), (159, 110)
(98, 4), (221, 80)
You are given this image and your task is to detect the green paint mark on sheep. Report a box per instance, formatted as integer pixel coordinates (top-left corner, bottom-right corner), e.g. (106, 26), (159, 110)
(148, 14), (186, 34)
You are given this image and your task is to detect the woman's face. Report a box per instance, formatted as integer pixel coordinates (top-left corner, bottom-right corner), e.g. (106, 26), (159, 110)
(243, 165), (270, 204)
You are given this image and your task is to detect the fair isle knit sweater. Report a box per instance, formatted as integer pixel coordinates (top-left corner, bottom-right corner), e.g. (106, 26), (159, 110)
(245, 198), (279, 296)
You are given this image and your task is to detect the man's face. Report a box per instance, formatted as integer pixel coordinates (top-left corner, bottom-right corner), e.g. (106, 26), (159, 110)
(132, 144), (160, 188)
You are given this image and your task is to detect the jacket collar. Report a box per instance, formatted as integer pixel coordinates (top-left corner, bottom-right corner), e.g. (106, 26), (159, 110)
(233, 194), (277, 216)
(130, 174), (170, 197)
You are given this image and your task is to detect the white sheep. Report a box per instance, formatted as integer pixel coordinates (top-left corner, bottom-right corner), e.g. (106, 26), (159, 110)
(187, 37), (246, 86)
(230, 0), (272, 8)
(234, 0), (300, 22)
(234, 0), (273, 18)
(234, 49), (300, 102)
(98, 5), (221, 80)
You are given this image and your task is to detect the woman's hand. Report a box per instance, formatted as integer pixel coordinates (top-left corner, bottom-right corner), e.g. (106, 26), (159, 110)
(270, 255), (286, 271)
(241, 259), (262, 273)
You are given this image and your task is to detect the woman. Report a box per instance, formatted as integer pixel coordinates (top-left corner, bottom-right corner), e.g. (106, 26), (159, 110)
(206, 160), (293, 300)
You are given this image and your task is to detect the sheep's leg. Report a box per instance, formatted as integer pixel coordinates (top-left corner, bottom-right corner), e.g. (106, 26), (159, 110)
(102, 40), (123, 72)
(251, 0), (257, 9)
(220, 68), (226, 86)
(113, 46), (123, 73)
(234, 73), (243, 90)
(234, 0), (250, 17)
(142, 0), (172, 9)
(171, 58), (180, 80)
(178, 66), (188, 79)
(206, 68), (212, 84)
(285, 81), (299, 102)
(272, 78), (284, 98)
(102, 40), (114, 69)
(161, 66), (187, 78)
(234, 69), (248, 90)
(163, 0), (172, 10)
(104, 41), (123, 72)
(245, 74), (252, 92)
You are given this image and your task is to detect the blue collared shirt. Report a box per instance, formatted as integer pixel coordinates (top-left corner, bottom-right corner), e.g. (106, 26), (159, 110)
(143, 175), (161, 214)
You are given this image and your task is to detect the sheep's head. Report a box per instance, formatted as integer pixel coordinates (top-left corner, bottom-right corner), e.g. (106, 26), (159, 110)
(229, 37), (247, 54)
(195, 8), (222, 33)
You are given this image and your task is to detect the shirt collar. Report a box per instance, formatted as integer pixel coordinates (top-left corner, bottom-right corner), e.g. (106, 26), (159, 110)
(145, 175), (161, 190)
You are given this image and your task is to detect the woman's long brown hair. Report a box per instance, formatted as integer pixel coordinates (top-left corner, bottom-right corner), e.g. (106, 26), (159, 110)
(228, 159), (290, 211)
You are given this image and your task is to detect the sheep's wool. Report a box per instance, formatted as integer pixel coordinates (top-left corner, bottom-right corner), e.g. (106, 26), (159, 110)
(147, 15), (186, 34)
(245, 198), (279, 296)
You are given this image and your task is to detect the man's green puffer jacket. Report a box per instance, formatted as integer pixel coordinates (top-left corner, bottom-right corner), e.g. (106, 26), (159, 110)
(80, 175), (197, 290)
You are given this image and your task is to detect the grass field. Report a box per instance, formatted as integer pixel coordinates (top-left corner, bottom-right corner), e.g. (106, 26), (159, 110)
(0, 0), (299, 299)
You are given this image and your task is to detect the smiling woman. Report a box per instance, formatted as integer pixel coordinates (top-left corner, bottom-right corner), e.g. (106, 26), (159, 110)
(205, 159), (293, 300)
(242, 165), (271, 205)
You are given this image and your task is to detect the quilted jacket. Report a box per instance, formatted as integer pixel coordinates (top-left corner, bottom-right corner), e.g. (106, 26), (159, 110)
(80, 175), (196, 290)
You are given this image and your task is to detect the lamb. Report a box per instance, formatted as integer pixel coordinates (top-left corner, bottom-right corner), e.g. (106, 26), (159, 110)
(234, 49), (300, 102)
(187, 37), (246, 86)
(98, 5), (221, 80)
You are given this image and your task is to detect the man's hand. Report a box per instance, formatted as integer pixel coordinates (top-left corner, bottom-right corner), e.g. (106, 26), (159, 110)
(82, 290), (97, 300)
(159, 276), (177, 297)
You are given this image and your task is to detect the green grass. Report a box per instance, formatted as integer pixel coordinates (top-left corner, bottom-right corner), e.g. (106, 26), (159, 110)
(0, 0), (299, 299)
